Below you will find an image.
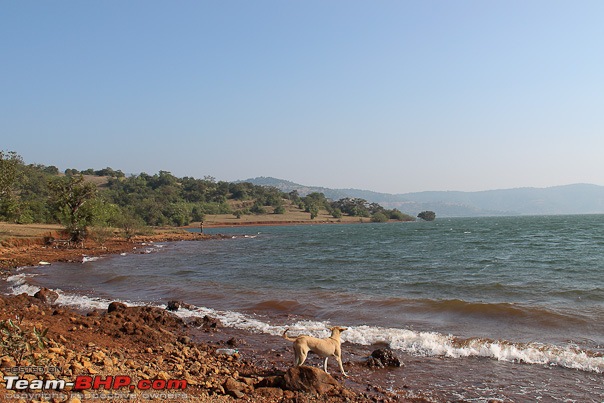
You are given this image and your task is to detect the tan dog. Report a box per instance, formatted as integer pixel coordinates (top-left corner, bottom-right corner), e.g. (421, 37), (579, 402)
(282, 326), (348, 377)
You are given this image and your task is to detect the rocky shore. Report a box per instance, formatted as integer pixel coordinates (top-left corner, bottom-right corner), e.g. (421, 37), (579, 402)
(0, 233), (435, 402)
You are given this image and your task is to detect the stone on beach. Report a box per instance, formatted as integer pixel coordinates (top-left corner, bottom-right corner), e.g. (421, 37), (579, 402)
(366, 348), (403, 368)
(33, 287), (59, 304)
(283, 366), (339, 394)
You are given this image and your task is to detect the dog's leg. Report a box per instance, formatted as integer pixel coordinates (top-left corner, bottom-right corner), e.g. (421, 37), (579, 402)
(336, 355), (348, 377)
(323, 357), (329, 374)
(296, 349), (308, 367)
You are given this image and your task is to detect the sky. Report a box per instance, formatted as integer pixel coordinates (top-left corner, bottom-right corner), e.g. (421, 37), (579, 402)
(2, 1), (603, 194)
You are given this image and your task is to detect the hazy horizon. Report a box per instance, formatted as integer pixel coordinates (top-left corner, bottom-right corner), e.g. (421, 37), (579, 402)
(3, 1), (603, 194)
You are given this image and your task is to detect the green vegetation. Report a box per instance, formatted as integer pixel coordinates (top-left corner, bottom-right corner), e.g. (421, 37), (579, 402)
(418, 211), (436, 221)
(0, 151), (416, 239)
(0, 317), (49, 366)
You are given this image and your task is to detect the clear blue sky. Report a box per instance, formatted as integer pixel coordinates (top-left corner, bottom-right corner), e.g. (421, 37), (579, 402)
(2, 1), (603, 193)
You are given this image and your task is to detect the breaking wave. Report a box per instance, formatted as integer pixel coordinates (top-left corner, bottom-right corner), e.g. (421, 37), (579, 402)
(5, 274), (603, 374)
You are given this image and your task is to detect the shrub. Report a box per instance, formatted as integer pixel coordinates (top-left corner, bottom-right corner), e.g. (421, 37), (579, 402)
(371, 212), (389, 223)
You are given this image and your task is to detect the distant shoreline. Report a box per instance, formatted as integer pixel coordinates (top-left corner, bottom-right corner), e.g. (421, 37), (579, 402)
(190, 218), (370, 229)
(189, 211), (373, 229)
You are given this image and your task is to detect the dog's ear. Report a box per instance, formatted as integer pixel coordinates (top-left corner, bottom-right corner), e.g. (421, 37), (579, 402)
(339, 327), (348, 332)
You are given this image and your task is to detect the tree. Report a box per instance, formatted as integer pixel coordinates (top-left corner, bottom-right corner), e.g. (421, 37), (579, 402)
(331, 198), (370, 217)
(0, 151), (23, 197)
(418, 211), (436, 221)
(49, 175), (98, 242)
(371, 212), (389, 222)
(0, 151), (26, 221)
(389, 209), (415, 221)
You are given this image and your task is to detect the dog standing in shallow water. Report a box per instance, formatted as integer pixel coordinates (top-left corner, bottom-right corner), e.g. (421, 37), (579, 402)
(282, 326), (348, 377)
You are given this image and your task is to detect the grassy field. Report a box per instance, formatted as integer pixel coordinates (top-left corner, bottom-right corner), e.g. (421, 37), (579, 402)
(0, 206), (368, 241)
(199, 211), (366, 227)
(198, 203), (368, 228)
(0, 222), (63, 242)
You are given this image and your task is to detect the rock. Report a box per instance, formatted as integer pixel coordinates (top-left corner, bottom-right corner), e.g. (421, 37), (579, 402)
(366, 348), (402, 368)
(33, 288), (59, 304)
(166, 300), (180, 311)
(255, 387), (284, 399)
(178, 336), (191, 345)
(223, 377), (248, 399)
(283, 366), (339, 394)
(227, 337), (245, 347)
(121, 321), (136, 335)
(107, 301), (127, 313)
(189, 315), (222, 330)
(255, 375), (284, 389)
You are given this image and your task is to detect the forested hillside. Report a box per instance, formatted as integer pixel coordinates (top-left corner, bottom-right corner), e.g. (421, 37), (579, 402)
(0, 151), (413, 241)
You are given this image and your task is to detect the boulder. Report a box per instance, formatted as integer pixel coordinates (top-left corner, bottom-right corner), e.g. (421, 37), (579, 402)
(167, 300), (195, 311)
(254, 387), (284, 399)
(34, 288), (59, 305)
(166, 300), (181, 311)
(223, 377), (250, 399)
(283, 366), (339, 394)
(366, 348), (402, 368)
(189, 315), (222, 330)
(107, 302), (127, 313)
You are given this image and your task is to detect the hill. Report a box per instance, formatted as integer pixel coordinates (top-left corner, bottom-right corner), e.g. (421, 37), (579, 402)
(241, 177), (604, 217)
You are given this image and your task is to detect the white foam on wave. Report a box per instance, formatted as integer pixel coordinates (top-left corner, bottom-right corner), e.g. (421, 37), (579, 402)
(6, 273), (41, 296)
(344, 325), (604, 373)
(5, 273), (134, 312)
(173, 306), (604, 373)
(55, 292), (118, 311)
(5, 270), (602, 374)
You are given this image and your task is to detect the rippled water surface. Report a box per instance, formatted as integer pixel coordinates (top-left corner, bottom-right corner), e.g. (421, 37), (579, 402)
(9, 215), (604, 401)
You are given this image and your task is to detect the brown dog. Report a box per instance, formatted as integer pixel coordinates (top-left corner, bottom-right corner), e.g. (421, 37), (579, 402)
(282, 326), (348, 377)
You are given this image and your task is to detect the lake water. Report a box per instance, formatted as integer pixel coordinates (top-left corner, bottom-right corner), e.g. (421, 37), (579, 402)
(7, 215), (604, 401)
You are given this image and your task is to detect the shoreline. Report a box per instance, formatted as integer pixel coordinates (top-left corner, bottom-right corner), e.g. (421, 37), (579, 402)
(0, 230), (432, 402)
(0, 217), (374, 269)
(3, 224), (600, 401)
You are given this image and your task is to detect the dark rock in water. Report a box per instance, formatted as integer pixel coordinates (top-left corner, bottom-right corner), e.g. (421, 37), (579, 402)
(189, 315), (222, 330)
(283, 366), (338, 394)
(33, 288), (59, 305)
(367, 348), (402, 368)
(202, 315), (221, 329)
(166, 300), (180, 311)
(107, 301), (127, 313)
(167, 300), (195, 311)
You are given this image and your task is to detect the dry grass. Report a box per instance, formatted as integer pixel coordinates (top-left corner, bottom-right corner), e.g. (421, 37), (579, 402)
(0, 205), (366, 242)
(200, 204), (368, 227)
(0, 222), (62, 241)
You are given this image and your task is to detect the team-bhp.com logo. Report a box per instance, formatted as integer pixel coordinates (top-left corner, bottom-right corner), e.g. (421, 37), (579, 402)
(3, 373), (188, 400)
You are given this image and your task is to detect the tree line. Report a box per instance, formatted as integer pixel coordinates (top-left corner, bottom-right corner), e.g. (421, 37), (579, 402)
(0, 151), (416, 241)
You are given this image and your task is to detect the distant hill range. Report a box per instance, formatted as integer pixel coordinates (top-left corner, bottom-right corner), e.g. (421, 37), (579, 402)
(240, 177), (604, 217)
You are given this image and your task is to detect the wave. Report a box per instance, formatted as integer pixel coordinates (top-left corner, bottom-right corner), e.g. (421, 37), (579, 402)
(365, 297), (589, 326)
(173, 305), (604, 373)
(5, 275), (603, 374)
(102, 275), (131, 285)
(249, 300), (307, 312)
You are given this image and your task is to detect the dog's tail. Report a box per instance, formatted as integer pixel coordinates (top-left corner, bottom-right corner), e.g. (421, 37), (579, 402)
(282, 328), (297, 342)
